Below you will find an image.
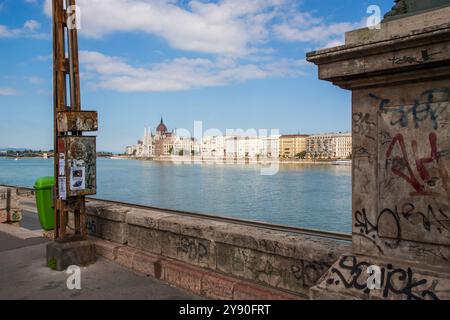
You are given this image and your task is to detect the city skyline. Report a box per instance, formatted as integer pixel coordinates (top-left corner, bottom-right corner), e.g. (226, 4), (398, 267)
(0, 0), (394, 152)
(126, 117), (352, 159)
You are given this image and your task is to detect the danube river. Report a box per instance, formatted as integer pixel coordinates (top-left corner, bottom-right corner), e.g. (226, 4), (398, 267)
(0, 157), (352, 233)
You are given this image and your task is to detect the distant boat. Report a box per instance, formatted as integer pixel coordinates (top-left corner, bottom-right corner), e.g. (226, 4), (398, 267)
(14, 153), (19, 161)
(332, 160), (351, 166)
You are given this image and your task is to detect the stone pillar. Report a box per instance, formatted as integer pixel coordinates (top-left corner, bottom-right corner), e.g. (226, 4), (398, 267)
(307, 6), (450, 300)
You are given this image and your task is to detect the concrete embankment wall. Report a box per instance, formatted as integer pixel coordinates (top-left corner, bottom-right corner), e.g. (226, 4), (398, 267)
(86, 200), (350, 299)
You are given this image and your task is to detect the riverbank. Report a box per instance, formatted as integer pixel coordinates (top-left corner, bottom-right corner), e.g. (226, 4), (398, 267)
(112, 156), (351, 166)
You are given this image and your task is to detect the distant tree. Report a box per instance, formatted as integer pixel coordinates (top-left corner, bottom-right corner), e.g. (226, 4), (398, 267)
(295, 151), (307, 159)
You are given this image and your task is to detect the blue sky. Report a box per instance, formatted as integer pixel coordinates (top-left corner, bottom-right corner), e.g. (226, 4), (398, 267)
(0, 0), (393, 152)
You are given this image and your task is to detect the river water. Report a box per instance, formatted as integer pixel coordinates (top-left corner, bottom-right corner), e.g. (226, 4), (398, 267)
(0, 157), (352, 233)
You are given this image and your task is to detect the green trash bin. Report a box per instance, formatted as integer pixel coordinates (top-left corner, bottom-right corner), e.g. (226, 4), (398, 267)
(34, 177), (55, 231)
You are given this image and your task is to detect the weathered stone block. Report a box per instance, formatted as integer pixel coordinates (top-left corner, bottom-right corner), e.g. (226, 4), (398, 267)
(126, 208), (172, 229)
(46, 240), (96, 271)
(161, 232), (216, 269)
(90, 237), (120, 261)
(312, 254), (450, 300)
(161, 260), (203, 295)
(201, 273), (236, 300)
(216, 243), (234, 274)
(132, 251), (162, 278)
(233, 281), (303, 300)
(87, 215), (128, 244)
(127, 224), (162, 254)
(228, 246), (326, 295)
(0, 187), (22, 223)
(116, 246), (138, 269)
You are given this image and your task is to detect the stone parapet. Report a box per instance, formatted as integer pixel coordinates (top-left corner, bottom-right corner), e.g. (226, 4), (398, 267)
(91, 237), (307, 300)
(86, 200), (350, 298)
(86, 201), (129, 244)
(0, 187), (22, 223)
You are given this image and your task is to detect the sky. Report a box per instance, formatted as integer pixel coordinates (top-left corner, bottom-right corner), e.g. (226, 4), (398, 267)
(0, 0), (393, 152)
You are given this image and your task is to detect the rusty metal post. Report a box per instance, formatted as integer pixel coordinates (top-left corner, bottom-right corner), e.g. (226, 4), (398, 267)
(52, 0), (97, 242)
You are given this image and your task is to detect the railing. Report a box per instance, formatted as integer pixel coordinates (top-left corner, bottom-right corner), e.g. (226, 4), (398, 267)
(1, 184), (352, 242)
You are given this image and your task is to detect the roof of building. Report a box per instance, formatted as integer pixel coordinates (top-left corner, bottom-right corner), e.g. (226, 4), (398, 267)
(280, 134), (310, 139)
(156, 117), (168, 133)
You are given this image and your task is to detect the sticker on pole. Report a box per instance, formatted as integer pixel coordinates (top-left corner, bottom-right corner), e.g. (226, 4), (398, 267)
(58, 177), (67, 200)
(59, 153), (66, 176)
(70, 160), (86, 191)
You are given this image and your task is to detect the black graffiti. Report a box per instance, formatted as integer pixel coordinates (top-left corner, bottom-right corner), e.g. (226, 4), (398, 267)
(178, 237), (208, 260)
(353, 112), (376, 140)
(400, 203), (449, 234)
(388, 50), (441, 65)
(354, 208), (401, 251)
(355, 204), (449, 252)
(353, 146), (371, 158)
(370, 88), (449, 130)
(291, 262), (328, 286)
(379, 130), (393, 146)
(327, 256), (440, 300)
(250, 259), (328, 288)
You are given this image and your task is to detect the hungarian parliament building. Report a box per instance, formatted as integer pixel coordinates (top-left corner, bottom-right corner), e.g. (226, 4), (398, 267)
(125, 118), (352, 160)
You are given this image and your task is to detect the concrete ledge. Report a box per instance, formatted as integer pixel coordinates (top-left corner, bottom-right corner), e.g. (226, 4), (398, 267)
(91, 237), (303, 300)
(86, 201), (128, 244)
(86, 201), (350, 298)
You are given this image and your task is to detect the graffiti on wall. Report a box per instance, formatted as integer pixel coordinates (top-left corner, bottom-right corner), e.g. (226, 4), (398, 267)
(388, 50), (442, 66)
(177, 236), (208, 261)
(325, 256), (440, 300)
(385, 132), (449, 196)
(233, 247), (330, 290)
(351, 87), (450, 262)
(370, 88), (449, 130)
(354, 203), (449, 254)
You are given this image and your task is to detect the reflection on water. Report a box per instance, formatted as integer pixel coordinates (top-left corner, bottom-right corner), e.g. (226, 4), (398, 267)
(0, 157), (352, 232)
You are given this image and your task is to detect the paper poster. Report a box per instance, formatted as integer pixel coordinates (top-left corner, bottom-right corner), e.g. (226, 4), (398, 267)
(70, 160), (86, 191)
(58, 177), (67, 200)
(59, 153), (66, 176)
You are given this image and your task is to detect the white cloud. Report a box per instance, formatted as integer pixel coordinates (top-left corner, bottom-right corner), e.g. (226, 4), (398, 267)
(0, 19), (46, 39)
(24, 19), (41, 31)
(79, 50), (307, 92)
(272, 12), (362, 47)
(38, 0), (361, 92)
(0, 87), (17, 96)
(44, 0), (284, 56)
(43, 0), (359, 55)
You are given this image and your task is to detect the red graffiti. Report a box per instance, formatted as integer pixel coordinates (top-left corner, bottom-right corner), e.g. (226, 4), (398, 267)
(386, 133), (439, 196)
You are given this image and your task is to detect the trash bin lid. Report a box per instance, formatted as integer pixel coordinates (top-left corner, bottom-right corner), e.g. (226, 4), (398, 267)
(34, 176), (55, 189)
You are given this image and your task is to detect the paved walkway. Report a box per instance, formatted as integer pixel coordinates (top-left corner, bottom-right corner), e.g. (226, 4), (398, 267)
(0, 211), (201, 300)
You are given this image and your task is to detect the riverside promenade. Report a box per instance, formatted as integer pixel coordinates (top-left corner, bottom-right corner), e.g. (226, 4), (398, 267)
(0, 199), (200, 300)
